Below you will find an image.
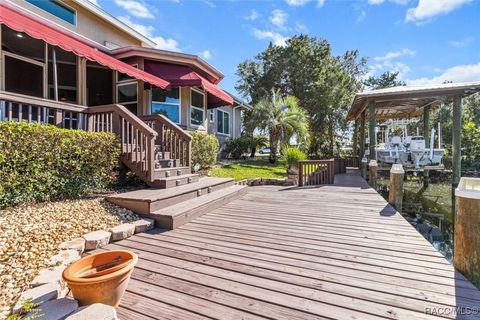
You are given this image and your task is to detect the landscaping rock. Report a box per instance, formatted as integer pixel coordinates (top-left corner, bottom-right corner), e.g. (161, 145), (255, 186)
(31, 266), (66, 288)
(22, 298), (78, 320)
(133, 218), (154, 234)
(49, 250), (80, 267)
(110, 223), (135, 241)
(83, 230), (112, 250)
(12, 283), (60, 314)
(65, 303), (117, 320)
(59, 238), (86, 254)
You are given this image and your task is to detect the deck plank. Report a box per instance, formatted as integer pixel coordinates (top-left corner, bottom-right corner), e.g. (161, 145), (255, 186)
(103, 171), (480, 320)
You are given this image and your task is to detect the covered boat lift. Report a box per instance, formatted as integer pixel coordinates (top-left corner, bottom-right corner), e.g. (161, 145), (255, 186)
(347, 81), (480, 193)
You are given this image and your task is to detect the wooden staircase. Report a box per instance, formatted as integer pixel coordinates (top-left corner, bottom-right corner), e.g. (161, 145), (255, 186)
(88, 104), (247, 229)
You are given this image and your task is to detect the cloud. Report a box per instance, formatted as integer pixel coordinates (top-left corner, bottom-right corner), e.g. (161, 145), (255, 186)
(203, 0), (216, 8)
(295, 22), (309, 33)
(114, 0), (154, 19)
(449, 37), (474, 47)
(357, 10), (367, 21)
(253, 28), (288, 46)
(285, 0), (310, 6)
(405, 0), (472, 23)
(316, 0), (325, 8)
(199, 50), (212, 60)
(374, 49), (416, 61)
(368, 0), (384, 4)
(269, 9), (288, 28)
(244, 9), (260, 21)
(118, 16), (181, 52)
(407, 62), (480, 85)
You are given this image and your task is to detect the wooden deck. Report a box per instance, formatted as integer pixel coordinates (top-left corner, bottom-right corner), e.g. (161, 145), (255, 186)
(101, 170), (480, 320)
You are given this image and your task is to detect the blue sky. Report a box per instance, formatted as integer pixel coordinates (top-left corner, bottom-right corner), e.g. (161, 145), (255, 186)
(93, 0), (480, 96)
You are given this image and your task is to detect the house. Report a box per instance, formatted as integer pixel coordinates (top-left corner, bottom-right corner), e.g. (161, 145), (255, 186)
(0, 0), (238, 188)
(207, 92), (252, 152)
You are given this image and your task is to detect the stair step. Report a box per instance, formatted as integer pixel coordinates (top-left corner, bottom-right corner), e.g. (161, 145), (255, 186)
(152, 173), (199, 189)
(154, 151), (171, 161)
(154, 159), (177, 169)
(150, 185), (248, 229)
(153, 167), (190, 179)
(106, 177), (235, 214)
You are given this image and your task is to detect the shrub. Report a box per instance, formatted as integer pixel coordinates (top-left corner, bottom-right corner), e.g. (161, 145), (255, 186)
(224, 136), (250, 159)
(190, 131), (219, 169)
(282, 146), (307, 169)
(0, 122), (120, 208)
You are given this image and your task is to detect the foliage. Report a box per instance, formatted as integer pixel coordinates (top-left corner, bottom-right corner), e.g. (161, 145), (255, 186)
(0, 122), (119, 208)
(190, 131), (219, 169)
(247, 90), (307, 163)
(224, 136), (250, 159)
(210, 157), (287, 181)
(236, 35), (367, 158)
(282, 146), (307, 169)
(244, 134), (268, 158)
(363, 71), (406, 90)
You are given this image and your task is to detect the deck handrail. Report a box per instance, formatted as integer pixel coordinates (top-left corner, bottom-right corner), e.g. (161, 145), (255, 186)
(298, 159), (335, 186)
(0, 90), (88, 112)
(140, 114), (192, 168)
(88, 104), (157, 183)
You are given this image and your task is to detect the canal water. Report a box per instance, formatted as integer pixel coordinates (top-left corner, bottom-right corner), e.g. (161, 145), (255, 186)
(375, 171), (455, 262)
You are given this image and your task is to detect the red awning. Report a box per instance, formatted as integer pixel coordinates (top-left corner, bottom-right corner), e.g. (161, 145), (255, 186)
(144, 61), (233, 108)
(0, 4), (170, 90)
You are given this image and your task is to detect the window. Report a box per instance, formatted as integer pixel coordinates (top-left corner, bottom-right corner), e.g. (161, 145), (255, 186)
(117, 65), (138, 82)
(217, 109), (230, 135)
(190, 89), (205, 127)
(4, 55), (44, 98)
(209, 109), (215, 123)
(27, 0), (76, 25)
(48, 46), (77, 103)
(117, 82), (138, 115)
(87, 61), (113, 106)
(151, 88), (180, 123)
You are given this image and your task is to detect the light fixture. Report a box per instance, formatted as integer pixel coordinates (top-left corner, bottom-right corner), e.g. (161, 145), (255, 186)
(16, 33), (23, 38)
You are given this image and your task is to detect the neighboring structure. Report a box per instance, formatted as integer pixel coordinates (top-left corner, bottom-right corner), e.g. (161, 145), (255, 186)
(208, 92), (252, 151)
(0, 0), (238, 187)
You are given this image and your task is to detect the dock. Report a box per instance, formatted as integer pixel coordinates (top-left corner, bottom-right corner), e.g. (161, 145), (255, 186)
(99, 170), (480, 319)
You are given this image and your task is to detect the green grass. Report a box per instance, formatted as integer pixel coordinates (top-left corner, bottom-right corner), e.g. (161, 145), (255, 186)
(210, 158), (287, 181)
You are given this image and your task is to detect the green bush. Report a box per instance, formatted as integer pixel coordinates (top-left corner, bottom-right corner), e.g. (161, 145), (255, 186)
(282, 146), (307, 169)
(224, 136), (250, 159)
(190, 131), (219, 169)
(0, 122), (120, 208)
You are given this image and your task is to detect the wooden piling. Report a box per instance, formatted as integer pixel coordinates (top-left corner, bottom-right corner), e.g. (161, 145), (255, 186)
(388, 164), (404, 212)
(369, 160), (377, 188)
(454, 177), (480, 288)
(452, 95), (462, 230)
(368, 101), (376, 160)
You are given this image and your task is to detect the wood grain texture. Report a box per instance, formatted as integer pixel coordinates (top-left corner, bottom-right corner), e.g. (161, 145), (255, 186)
(101, 170), (480, 320)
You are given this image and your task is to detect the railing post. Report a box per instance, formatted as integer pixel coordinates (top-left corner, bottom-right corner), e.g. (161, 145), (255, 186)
(298, 162), (304, 187)
(368, 160), (377, 188)
(454, 177), (480, 288)
(388, 164), (404, 212)
(361, 157), (368, 180)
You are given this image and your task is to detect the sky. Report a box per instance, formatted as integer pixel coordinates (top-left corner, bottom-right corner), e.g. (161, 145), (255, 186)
(91, 0), (480, 97)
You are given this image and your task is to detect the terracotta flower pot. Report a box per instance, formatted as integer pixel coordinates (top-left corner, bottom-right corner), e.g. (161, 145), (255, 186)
(63, 250), (138, 307)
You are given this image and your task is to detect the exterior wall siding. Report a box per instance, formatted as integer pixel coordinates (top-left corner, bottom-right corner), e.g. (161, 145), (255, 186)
(10, 0), (145, 48)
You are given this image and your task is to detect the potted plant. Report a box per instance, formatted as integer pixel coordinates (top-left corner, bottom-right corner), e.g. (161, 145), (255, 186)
(62, 250), (138, 307)
(282, 146), (307, 185)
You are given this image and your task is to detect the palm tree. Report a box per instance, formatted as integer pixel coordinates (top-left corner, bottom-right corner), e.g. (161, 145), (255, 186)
(251, 90), (307, 163)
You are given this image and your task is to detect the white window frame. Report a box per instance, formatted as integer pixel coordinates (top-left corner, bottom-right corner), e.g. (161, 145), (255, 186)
(216, 109), (230, 136)
(115, 81), (138, 113)
(27, 0), (78, 26)
(209, 109), (215, 123)
(151, 87), (182, 124)
(190, 88), (205, 127)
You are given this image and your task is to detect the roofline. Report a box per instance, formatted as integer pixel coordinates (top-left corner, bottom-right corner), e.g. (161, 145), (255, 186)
(73, 0), (157, 48)
(111, 46), (225, 84)
(227, 92), (253, 110)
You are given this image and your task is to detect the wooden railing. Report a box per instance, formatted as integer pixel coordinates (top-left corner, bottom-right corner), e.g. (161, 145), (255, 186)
(298, 159), (335, 186)
(140, 114), (192, 168)
(344, 156), (360, 168)
(333, 158), (347, 174)
(0, 91), (88, 129)
(88, 104), (158, 183)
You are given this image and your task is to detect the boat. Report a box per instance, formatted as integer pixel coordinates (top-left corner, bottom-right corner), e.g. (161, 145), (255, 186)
(367, 119), (444, 169)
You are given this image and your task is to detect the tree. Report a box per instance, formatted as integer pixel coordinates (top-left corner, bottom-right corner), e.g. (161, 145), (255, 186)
(249, 90), (307, 163)
(236, 35), (367, 158)
(363, 71), (406, 90)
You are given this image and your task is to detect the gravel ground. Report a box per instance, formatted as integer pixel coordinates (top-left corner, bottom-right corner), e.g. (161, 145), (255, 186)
(0, 198), (140, 316)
